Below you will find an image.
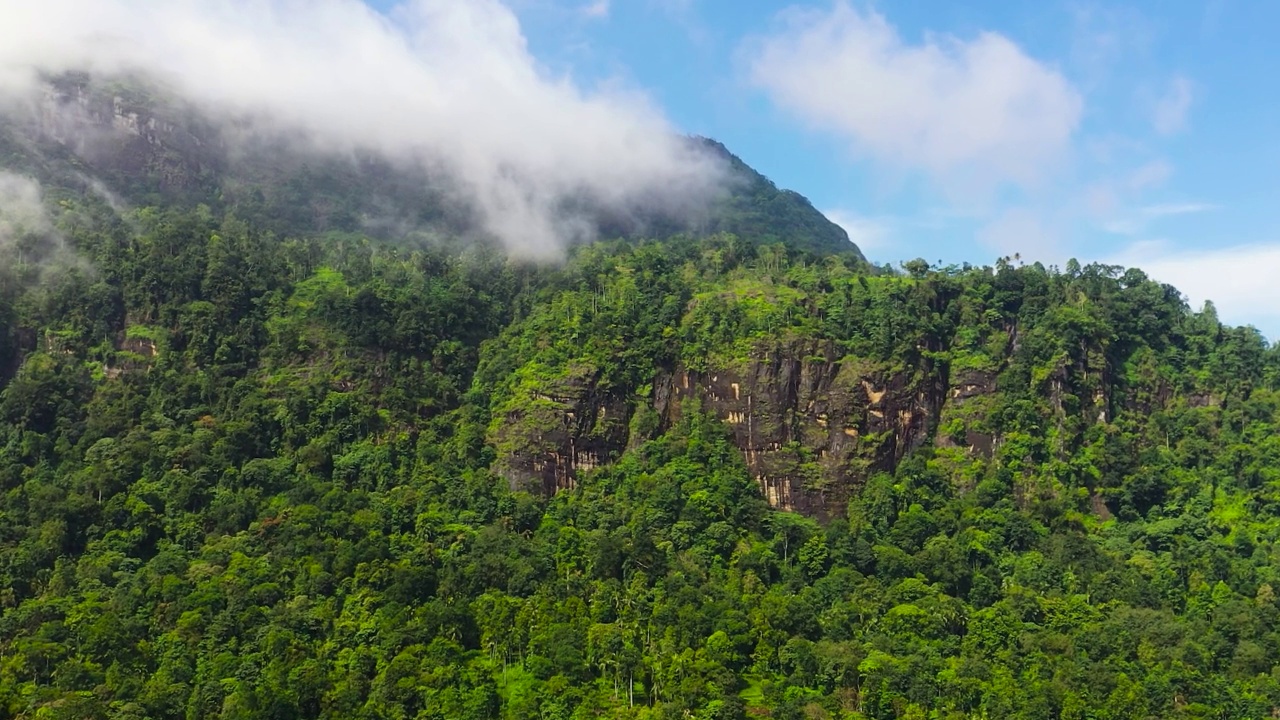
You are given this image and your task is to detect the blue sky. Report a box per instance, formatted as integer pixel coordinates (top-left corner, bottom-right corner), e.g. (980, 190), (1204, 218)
(371, 1), (1279, 334)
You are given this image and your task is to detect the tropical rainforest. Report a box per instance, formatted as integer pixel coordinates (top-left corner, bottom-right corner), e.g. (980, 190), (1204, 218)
(2, 79), (1280, 720)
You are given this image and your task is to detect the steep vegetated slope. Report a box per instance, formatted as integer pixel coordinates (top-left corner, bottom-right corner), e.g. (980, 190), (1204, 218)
(3, 82), (1280, 720)
(486, 247), (1275, 520)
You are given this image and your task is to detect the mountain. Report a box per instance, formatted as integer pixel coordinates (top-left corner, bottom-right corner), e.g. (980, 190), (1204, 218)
(687, 137), (861, 258)
(0, 75), (864, 262)
(3, 77), (1280, 719)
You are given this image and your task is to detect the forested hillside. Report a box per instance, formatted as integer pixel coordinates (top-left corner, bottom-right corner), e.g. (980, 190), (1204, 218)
(3, 76), (1280, 720)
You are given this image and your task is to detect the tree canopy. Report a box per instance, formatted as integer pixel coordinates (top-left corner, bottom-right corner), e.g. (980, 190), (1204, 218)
(2, 136), (1280, 719)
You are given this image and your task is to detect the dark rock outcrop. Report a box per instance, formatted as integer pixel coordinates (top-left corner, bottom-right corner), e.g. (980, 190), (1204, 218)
(655, 341), (939, 516)
(491, 363), (631, 497)
(492, 339), (966, 518)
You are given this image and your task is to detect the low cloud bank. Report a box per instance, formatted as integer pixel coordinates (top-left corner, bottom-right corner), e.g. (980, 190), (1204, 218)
(0, 0), (727, 256)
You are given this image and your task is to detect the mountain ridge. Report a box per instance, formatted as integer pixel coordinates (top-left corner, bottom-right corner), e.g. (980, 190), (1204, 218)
(5, 69), (1280, 720)
(1, 74), (865, 261)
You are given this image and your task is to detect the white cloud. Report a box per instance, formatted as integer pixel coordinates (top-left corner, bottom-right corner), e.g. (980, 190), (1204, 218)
(1102, 201), (1217, 235)
(1141, 202), (1216, 218)
(1107, 240), (1280, 338)
(0, 171), (78, 278)
(1153, 75), (1194, 136)
(0, 0), (725, 257)
(822, 208), (890, 253)
(581, 0), (609, 19)
(747, 3), (1083, 195)
(1125, 160), (1174, 192)
(0, 172), (52, 239)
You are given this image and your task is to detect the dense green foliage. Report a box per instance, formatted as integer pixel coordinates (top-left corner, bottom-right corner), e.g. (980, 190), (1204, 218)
(5, 163), (1280, 720)
(688, 139), (862, 258)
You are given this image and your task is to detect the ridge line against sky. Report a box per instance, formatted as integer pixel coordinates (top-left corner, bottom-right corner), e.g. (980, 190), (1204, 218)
(463, 0), (1278, 337)
(0, 0), (731, 259)
(4, 0), (1276, 336)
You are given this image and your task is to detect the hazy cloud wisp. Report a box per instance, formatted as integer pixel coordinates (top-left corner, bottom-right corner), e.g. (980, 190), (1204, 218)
(822, 208), (890, 254)
(0, 171), (77, 282)
(1153, 75), (1194, 136)
(0, 0), (726, 257)
(747, 2), (1083, 197)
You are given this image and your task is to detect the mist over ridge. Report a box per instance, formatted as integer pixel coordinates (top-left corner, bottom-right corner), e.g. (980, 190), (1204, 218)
(0, 0), (750, 257)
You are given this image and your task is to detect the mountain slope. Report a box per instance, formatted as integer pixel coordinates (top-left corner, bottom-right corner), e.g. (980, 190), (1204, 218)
(4, 77), (1280, 720)
(3, 194), (1280, 716)
(689, 137), (861, 258)
(0, 76), (864, 261)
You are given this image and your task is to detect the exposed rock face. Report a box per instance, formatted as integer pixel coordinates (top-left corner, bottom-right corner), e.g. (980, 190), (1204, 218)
(493, 339), (962, 518)
(491, 364), (631, 498)
(103, 330), (161, 379)
(25, 79), (223, 196)
(655, 340), (940, 516)
(936, 368), (999, 457)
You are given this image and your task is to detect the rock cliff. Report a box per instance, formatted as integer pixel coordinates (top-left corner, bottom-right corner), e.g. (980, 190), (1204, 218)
(492, 339), (978, 517)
